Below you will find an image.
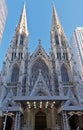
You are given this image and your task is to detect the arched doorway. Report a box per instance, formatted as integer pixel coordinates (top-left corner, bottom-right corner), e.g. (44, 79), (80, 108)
(35, 110), (47, 130)
(69, 114), (79, 130)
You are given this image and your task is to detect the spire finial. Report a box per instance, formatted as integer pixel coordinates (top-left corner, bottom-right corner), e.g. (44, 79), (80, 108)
(38, 39), (41, 44)
(24, 0), (26, 8)
(52, 1), (55, 8)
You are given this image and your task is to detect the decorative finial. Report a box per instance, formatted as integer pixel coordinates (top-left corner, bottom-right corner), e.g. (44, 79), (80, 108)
(38, 39), (41, 45)
(24, 0), (26, 6)
(52, 1), (55, 8)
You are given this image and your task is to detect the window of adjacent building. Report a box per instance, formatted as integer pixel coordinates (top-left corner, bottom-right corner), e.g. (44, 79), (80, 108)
(11, 66), (19, 83)
(61, 65), (69, 82)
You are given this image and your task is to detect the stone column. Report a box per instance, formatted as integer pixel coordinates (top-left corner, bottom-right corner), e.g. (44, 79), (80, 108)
(62, 111), (69, 130)
(78, 116), (82, 128)
(56, 60), (63, 96)
(14, 112), (18, 130)
(18, 112), (21, 130)
(14, 112), (21, 130)
(59, 81), (63, 96)
(32, 110), (34, 130)
(17, 83), (22, 96)
(51, 108), (55, 130)
(27, 109), (31, 129)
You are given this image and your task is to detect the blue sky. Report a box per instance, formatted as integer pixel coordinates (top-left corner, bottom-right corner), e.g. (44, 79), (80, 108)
(0, 0), (83, 71)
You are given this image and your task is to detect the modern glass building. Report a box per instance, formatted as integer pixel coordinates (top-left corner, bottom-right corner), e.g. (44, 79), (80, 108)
(0, 0), (7, 43)
(70, 27), (83, 80)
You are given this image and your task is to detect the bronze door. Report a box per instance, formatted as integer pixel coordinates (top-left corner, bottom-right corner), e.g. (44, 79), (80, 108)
(35, 111), (47, 130)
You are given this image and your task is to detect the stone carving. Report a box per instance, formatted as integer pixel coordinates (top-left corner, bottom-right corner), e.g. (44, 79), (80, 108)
(30, 69), (51, 96)
(0, 83), (15, 108)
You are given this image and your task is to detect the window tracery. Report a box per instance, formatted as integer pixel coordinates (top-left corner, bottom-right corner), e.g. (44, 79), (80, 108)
(63, 52), (68, 60)
(11, 65), (19, 83)
(61, 65), (69, 82)
(30, 59), (51, 92)
(55, 33), (59, 45)
(11, 52), (16, 61)
(20, 34), (25, 45)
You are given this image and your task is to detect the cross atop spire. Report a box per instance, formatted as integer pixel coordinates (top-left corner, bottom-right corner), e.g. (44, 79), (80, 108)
(52, 4), (61, 30)
(16, 2), (29, 35)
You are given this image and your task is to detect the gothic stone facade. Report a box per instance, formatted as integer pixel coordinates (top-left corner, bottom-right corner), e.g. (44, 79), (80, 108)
(0, 4), (83, 130)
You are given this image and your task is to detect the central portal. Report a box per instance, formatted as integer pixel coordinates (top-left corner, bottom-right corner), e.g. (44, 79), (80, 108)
(35, 110), (47, 130)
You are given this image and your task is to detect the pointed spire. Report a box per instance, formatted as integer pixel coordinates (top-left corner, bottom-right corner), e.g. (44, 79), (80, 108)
(52, 4), (61, 29)
(16, 2), (29, 35)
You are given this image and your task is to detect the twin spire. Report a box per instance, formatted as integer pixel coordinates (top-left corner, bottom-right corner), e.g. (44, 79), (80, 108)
(15, 3), (61, 35)
(12, 2), (64, 45)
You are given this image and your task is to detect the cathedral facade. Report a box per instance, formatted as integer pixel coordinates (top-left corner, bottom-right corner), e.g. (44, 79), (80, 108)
(0, 3), (83, 130)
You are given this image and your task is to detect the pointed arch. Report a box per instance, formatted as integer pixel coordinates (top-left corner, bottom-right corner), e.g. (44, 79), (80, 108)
(29, 58), (51, 94)
(61, 64), (69, 82)
(20, 34), (25, 45)
(31, 88), (50, 96)
(55, 32), (59, 45)
(29, 43), (50, 70)
(31, 58), (49, 75)
(36, 90), (48, 96)
(31, 58), (50, 84)
(35, 111), (47, 130)
(11, 64), (19, 83)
